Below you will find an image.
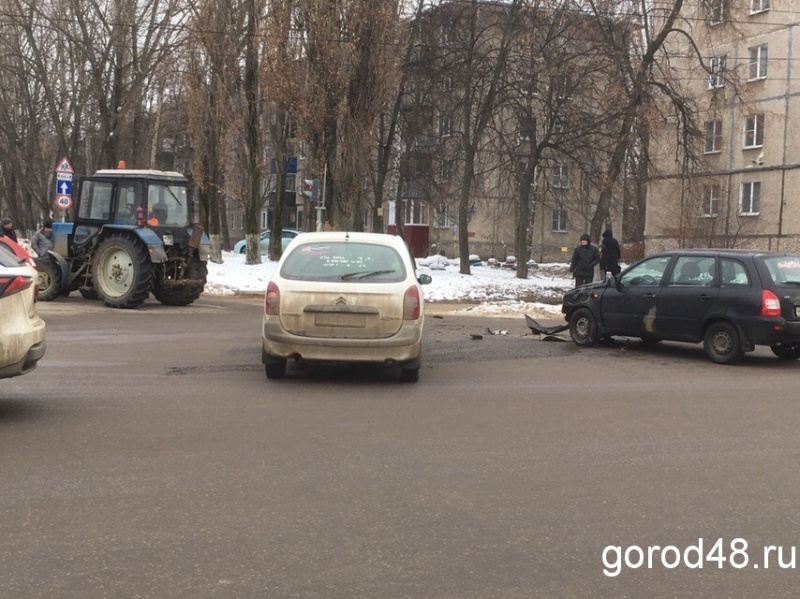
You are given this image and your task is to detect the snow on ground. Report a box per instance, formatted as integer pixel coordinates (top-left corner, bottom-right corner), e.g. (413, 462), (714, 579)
(205, 251), (573, 317)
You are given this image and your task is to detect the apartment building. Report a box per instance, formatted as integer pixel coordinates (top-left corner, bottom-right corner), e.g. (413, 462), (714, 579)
(397, 0), (626, 262)
(648, 0), (800, 252)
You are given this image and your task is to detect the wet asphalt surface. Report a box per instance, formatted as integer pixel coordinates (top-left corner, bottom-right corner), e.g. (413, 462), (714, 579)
(3, 295), (800, 598)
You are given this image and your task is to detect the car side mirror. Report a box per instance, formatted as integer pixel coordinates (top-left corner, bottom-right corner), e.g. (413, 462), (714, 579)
(418, 274), (432, 285)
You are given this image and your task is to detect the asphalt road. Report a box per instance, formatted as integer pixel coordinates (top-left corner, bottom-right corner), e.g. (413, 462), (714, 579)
(3, 295), (800, 598)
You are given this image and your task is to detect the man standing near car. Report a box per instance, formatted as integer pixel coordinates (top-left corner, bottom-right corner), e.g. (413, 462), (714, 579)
(1, 217), (18, 242)
(599, 228), (621, 280)
(569, 233), (599, 287)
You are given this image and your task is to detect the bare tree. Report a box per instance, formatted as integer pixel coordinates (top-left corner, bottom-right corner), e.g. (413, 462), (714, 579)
(297, 0), (402, 231)
(585, 0), (706, 244)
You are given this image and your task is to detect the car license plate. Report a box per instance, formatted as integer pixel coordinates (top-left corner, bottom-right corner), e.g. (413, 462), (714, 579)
(315, 312), (366, 327)
(162, 234), (174, 246)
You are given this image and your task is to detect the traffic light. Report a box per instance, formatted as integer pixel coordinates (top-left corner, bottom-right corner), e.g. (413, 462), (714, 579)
(302, 179), (319, 204)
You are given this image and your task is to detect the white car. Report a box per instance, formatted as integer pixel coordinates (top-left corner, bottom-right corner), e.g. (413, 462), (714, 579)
(262, 232), (432, 382)
(0, 240), (46, 379)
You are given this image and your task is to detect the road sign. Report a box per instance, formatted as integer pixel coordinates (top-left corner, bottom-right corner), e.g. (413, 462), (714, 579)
(55, 179), (73, 196)
(56, 172), (72, 181)
(55, 195), (72, 210)
(55, 157), (74, 174)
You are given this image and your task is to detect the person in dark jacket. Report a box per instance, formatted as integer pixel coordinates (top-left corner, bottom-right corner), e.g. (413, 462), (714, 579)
(1, 217), (18, 243)
(31, 220), (54, 257)
(599, 229), (621, 279)
(569, 233), (600, 287)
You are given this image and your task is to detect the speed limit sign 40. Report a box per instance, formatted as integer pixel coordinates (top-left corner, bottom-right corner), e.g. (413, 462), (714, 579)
(56, 195), (72, 210)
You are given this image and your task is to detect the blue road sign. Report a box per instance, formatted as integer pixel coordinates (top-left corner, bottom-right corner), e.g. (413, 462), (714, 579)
(56, 179), (73, 196)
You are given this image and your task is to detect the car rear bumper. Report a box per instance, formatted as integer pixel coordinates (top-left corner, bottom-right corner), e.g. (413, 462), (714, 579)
(737, 318), (800, 347)
(0, 339), (46, 379)
(262, 319), (423, 364)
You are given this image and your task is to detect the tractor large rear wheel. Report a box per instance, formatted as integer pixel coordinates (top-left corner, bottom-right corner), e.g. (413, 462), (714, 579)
(152, 258), (208, 306)
(92, 234), (153, 309)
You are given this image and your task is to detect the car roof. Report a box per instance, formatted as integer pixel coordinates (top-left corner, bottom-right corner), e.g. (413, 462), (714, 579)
(291, 231), (407, 248)
(648, 248), (799, 259)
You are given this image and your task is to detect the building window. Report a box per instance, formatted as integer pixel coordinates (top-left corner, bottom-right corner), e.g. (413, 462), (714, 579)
(743, 114), (764, 148)
(439, 159), (454, 181)
(524, 72), (540, 97)
(261, 211), (269, 229)
(707, 0), (725, 24)
(704, 120), (722, 153)
(285, 173), (296, 191)
(434, 204), (452, 227)
(439, 114), (452, 138)
(552, 208), (568, 232)
(748, 44), (768, 80)
(707, 55), (726, 89)
(702, 184), (720, 217)
(551, 165), (569, 189)
(556, 75), (571, 100)
(740, 181), (761, 215)
(750, 0), (769, 14)
(442, 74), (454, 92)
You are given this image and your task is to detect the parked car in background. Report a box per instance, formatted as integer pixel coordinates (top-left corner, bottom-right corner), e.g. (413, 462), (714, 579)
(233, 229), (301, 254)
(0, 238), (46, 379)
(262, 232), (432, 381)
(562, 249), (800, 364)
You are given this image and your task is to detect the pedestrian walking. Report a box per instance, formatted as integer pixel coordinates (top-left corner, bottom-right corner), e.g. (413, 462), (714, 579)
(599, 229), (621, 280)
(569, 233), (599, 287)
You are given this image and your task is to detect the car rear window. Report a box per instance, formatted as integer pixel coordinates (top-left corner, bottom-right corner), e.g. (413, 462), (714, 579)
(762, 256), (800, 285)
(280, 241), (407, 282)
(0, 243), (23, 267)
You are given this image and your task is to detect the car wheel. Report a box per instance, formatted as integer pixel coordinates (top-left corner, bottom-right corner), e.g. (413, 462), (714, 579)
(399, 367), (420, 383)
(703, 321), (743, 365)
(569, 308), (599, 347)
(770, 343), (800, 360)
(265, 359), (287, 380)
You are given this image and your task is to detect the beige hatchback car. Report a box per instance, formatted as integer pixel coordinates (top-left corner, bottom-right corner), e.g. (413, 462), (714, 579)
(262, 232), (431, 382)
(0, 240), (46, 379)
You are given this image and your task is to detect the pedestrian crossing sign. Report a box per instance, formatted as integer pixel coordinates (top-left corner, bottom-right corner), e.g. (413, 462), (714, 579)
(55, 157), (74, 174)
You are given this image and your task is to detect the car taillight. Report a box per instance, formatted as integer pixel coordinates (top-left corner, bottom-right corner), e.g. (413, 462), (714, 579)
(0, 275), (33, 299)
(761, 289), (782, 317)
(404, 285), (421, 320)
(265, 281), (280, 315)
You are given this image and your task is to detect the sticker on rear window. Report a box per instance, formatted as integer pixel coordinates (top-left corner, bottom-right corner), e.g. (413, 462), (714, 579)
(299, 245), (331, 255)
(777, 260), (800, 269)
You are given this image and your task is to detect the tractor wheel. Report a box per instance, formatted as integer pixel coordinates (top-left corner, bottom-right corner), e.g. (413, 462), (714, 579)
(92, 234), (153, 309)
(152, 258), (208, 306)
(35, 257), (62, 302)
(79, 288), (99, 300)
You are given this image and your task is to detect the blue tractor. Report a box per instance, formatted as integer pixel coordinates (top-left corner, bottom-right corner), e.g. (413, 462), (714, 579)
(37, 168), (211, 308)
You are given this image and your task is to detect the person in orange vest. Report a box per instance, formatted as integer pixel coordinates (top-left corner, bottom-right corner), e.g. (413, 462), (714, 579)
(147, 208), (159, 226)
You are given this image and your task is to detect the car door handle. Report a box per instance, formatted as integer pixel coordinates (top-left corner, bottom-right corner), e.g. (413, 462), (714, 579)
(644, 293), (656, 299)
(698, 294), (713, 301)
